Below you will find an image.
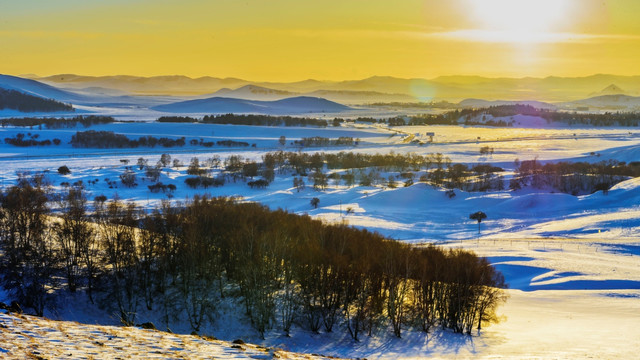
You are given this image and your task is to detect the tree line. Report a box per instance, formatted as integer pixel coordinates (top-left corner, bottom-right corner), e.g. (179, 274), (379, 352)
(0, 89), (74, 113)
(466, 105), (640, 127)
(70, 131), (256, 149)
(356, 105), (640, 128)
(70, 131), (186, 148)
(1, 116), (114, 129)
(4, 133), (61, 147)
(158, 105), (640, 129)
(0, 179), (506, 340)
(157, 114), (329, 127)
(293, 137), (356, 147)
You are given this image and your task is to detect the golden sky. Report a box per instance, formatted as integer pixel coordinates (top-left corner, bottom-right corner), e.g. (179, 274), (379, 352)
(1, 0), (640, 81)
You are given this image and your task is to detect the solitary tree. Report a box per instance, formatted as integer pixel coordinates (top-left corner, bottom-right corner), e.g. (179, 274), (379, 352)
(310, 197), (320, 209)
(469, 211), (487, 236)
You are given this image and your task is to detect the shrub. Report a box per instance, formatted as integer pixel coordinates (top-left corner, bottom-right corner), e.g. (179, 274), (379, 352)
(57, 165), (71, 175)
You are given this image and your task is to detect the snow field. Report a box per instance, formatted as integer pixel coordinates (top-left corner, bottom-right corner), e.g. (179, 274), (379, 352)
(0, 119), (639, 358)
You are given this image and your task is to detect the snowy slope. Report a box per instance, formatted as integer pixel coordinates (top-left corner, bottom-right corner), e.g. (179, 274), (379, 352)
(0, 311), (339, 360)
(0, 74), (86, 102)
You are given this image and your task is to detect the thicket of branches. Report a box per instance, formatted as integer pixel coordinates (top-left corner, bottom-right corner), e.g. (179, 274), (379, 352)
(0, 182), (506, 340)
(0, 89), (73, 113)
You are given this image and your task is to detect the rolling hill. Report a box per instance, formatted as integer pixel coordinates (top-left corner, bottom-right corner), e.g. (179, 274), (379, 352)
(0, 74), (86, 103)
(153, 96), (352, 114)
(208, 85), (297, 101)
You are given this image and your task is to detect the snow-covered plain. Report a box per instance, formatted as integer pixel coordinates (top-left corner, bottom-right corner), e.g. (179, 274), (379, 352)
(1, 115), (640, 358)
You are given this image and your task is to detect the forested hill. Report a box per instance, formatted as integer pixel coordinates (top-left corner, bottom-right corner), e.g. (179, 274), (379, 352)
(0, 88), (74, 113)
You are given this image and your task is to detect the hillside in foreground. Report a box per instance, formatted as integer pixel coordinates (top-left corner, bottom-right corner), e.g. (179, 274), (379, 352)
(0, 310), (339, 360)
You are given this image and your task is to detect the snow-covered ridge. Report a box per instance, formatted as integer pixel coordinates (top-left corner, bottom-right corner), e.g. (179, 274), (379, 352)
(0, 74), (85, 103)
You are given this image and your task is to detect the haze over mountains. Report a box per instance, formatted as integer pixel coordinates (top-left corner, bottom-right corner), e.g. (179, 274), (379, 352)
(31, 73), (640, 102)
(3, 73), (640, 116)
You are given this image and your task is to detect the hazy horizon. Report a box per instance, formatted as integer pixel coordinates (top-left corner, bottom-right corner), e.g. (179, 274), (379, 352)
(13, 72), (640, 83)
(3, 0), (640, 81)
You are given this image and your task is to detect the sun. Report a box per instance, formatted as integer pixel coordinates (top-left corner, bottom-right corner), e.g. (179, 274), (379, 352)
(468, 0), (573, 43)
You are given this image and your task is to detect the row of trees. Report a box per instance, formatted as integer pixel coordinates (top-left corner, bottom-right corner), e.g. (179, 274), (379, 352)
(202, 114), (329, 127)
(0, 116), (114, 129)
(0, 183), (507, 340)
(70, 131), (187, 148)
(70, 131), (256, 149)
(4, 133), (62, 147)
(155, 105), (640, 130)
(293, 137), (356, 147)
(157, 114), (329, 127)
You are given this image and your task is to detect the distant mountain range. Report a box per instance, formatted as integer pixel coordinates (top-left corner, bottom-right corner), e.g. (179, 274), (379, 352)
(203, 85), (414, 104)
(4, 73), (640, 116)
(30, 73), (640, 102)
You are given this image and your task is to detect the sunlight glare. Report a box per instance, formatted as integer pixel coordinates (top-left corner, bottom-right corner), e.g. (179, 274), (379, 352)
(469, 0), (573, 43)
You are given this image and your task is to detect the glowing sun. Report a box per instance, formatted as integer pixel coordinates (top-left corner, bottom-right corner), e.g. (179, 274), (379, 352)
(468, 0), (573, 43)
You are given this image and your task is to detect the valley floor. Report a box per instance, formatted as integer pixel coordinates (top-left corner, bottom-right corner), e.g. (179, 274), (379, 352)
(1, 120), (639, 358)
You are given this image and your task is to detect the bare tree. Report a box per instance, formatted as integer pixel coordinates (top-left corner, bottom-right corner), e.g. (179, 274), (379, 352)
(469, 211), (487, 236)
(55, 186), (93, 293)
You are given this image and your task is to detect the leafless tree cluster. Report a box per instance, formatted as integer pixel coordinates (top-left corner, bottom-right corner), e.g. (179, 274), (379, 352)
(0, 185), (507, 340)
